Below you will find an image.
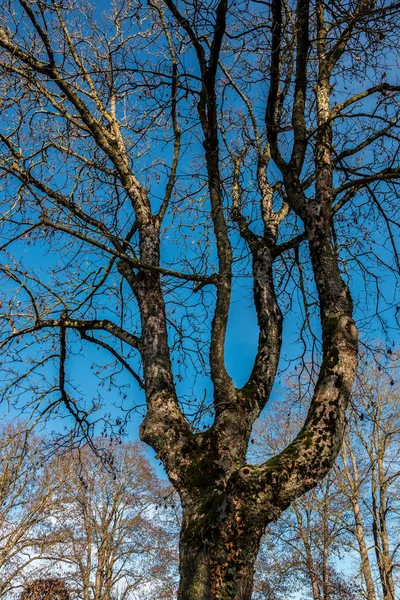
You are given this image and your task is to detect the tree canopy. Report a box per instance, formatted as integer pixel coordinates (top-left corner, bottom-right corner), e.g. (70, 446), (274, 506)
(0, 0), (399, 598)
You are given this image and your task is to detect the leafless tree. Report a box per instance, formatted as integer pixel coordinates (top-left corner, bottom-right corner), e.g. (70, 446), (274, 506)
(0, 424), (60, 599)
(0, 429), (178, 600)
(335, 355), (400, 600)
(36, 440), (178, 600)
(0, 0), (399, 598)
(252, 354), (400, 600)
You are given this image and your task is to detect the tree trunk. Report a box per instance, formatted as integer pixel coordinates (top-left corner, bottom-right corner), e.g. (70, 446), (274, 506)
(371, 449), (395, 600)
(293, 504), (322, 600)
(352, 498), (377, 600)
(343, 441), (377, 600)
(178, 494), (266, 600)
(322, 497), (330, 600)
(377, 458), (395, 600)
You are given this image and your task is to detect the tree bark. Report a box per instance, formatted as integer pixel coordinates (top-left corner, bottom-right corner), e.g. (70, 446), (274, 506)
(177, 490), (277, 600)
(322, 486), (331, 600)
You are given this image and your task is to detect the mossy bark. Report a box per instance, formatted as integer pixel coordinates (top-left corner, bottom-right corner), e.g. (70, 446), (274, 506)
(178, 494), (268, 600)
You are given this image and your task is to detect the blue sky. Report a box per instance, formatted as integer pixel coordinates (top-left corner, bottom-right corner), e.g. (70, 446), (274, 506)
(0, 0), (398, 464)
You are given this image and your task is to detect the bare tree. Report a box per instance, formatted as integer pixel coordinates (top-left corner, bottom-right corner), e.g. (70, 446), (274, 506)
(253, 355), (400, 600)
(252, 399), (358, 600)
(0, 0), (399, 598)
(0, 429), (178, 600)
(36, 440), (178, 600)
(0, 424), (60, 599)
(336, 356), (400, 600)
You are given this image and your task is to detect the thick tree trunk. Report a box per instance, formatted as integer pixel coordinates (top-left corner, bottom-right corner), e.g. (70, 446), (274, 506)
(177, 495), (266, 600)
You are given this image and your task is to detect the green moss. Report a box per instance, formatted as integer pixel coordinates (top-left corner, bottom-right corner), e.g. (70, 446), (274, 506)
(184, 493), (223, 541)
(302, 430), (314, 448)
(264, 455), (284, 471)
(236, 384), (261, 416)
(185, 512), (207, 541)
(183, 555), (209, 600)
(180, 433), (217, 491)
(187, 456), (215, 489)
(262, 429), (314, 480)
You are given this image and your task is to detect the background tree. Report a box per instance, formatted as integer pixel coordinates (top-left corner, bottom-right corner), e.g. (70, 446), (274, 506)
(252, 354), (400, 600)
(335, 355), (400, 600)
(0, 424), (60, 599)
(0, 0), (399, 598)
(36, 440), (178, 600)
(0, 433), (179, 600)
